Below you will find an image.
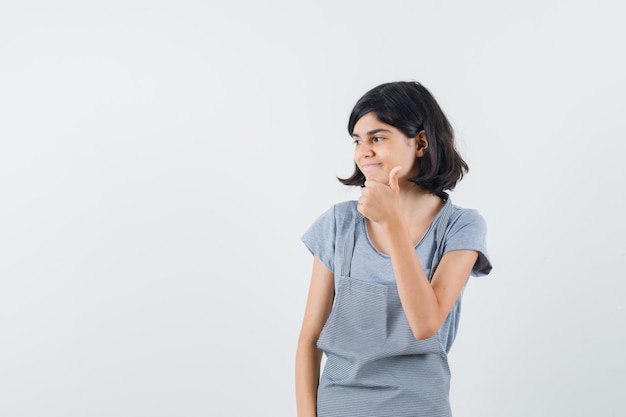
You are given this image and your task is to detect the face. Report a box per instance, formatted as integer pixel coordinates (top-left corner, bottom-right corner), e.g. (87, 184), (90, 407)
(351, 112), (426, 184)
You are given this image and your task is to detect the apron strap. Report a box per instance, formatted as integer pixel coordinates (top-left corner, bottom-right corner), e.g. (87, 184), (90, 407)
(429, 198), (452, 280)
(341, 209), (361, 277)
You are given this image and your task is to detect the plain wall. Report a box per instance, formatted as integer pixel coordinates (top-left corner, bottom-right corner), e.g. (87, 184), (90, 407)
(1, 0), (625, 416)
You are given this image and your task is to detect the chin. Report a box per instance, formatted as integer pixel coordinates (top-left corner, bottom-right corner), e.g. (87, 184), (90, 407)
(364, 174), (386, 184)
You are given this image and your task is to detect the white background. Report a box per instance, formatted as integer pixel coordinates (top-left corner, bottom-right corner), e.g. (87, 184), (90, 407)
(1, 1), (625, 416)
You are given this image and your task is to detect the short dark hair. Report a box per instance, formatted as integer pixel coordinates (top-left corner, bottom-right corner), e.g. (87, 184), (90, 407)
(338, 81), (468, 196)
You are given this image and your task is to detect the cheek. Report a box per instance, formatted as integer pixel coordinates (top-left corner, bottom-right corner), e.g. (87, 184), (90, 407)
(407, 158), (420, 175)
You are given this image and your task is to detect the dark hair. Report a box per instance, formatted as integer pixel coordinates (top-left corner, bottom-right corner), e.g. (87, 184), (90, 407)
(338, 81), (468, 196)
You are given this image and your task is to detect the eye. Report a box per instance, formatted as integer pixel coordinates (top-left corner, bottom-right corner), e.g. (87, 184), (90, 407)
(373, 136), (384, 142)
(352, 139), (362, 146)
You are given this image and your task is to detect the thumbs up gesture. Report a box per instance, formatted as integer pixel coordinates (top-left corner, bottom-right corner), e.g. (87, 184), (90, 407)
(357, 166), (402, 223)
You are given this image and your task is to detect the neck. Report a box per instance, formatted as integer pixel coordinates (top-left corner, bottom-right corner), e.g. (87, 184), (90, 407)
(398, 183), (445, 221)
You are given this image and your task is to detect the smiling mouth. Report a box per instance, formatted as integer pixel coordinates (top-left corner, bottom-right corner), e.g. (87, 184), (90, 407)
(361, 163), (382, 170)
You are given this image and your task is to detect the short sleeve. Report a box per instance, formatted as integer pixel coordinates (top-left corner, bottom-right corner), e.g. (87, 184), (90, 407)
(443, 209), (492, 277)
(301, 205), (337, 273)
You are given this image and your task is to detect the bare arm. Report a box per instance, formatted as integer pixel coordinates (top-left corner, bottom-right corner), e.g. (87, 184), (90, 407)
(381, 216), (477, 339)
(295, 256), (335, 417)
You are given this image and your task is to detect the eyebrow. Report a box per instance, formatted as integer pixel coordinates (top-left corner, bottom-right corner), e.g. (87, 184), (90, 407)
(351, 128), (393, 138)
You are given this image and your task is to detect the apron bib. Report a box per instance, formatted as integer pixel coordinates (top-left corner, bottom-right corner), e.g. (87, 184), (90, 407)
(317, 201), (453, 417)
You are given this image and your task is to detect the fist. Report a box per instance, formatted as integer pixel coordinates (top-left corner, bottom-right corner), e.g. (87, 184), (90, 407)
(357, 166), (401, 223)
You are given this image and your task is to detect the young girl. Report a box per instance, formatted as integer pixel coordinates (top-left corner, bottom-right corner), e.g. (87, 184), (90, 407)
(295, 81), (492, 417)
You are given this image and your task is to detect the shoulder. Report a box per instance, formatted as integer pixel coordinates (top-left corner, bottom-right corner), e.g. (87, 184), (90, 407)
(315, 200), (360, 234)
(301, 200), (359, 273)
(447, 204), (487, 233)
(443, 201), (492, 276)
(303, 200), (359, 236)
(332, 200), (359, 223)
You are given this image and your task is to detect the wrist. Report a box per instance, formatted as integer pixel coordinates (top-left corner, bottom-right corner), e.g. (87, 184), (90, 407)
(380, 212), (407, 235)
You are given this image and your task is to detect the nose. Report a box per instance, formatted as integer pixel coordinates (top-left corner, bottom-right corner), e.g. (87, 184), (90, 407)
(356, 142), (374, 158)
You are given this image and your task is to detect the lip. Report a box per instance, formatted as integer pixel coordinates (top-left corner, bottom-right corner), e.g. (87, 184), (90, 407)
(361, 163), (382, 170)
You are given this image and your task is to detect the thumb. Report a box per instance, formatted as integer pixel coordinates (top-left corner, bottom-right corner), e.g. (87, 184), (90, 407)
(388, 166), (401, 191)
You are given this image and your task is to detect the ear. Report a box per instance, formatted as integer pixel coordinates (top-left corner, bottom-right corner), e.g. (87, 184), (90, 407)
(415, 130), (428, 157)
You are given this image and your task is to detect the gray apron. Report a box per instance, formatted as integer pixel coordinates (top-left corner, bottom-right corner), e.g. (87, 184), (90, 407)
(317, 200), (453, 417)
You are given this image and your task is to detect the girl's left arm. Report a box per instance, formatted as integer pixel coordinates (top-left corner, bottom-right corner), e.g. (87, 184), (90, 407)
(381, 217), (477, 340)
(358, 167), (478, 340)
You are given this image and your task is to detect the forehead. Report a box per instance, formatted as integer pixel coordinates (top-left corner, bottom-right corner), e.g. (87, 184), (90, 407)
(352, 112), (399, 136)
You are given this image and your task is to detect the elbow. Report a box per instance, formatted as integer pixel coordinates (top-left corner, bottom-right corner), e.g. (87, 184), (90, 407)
(297, 332), (322, 354)
(412, 330), (437, 341)
(410, 320), (439, 340)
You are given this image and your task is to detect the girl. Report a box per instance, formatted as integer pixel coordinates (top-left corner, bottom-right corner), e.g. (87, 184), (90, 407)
(295, 81), (492, 417)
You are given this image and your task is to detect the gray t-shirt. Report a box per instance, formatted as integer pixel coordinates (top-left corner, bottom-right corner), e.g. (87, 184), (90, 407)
(302, 198), (492, 353)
